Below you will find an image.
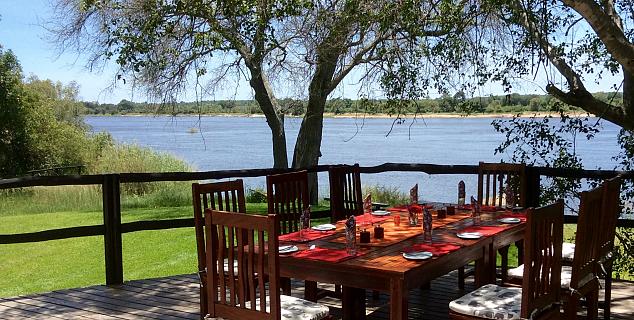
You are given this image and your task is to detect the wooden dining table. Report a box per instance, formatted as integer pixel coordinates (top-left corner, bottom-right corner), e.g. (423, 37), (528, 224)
(278, 206), (526, 320)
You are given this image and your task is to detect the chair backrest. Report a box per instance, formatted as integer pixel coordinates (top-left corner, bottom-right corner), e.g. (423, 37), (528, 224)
(477, 162), (527, 207)
(328, 164), (363, 222)
(192, 180), (246, 276)
(266, 170), (310, 235)
(521, 200), (563, 318)
(571, 184), (603, 291)
(596, 176), (622, 263)
(205, 210), (280, 320)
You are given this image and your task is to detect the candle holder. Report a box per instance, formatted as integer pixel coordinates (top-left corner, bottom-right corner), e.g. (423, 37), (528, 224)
(446, 206), (455, 215)
(360, 229), (371, 243)
(437, 209), (447, 219)
(374, 225), (384, 239)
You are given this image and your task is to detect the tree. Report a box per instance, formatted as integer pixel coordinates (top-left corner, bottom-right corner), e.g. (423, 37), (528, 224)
(50, 0), (476, 170)
(469, 0), (633, 130)
(0, 45), (109, 177)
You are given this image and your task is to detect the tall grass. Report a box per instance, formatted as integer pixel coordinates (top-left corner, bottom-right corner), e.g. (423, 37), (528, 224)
(362, 184), (409, 205)
(0, 144), (193, 216)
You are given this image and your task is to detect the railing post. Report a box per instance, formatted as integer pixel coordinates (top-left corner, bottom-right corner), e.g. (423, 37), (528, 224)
(525, 165), (541, 207)
(103, 174), (123, 285)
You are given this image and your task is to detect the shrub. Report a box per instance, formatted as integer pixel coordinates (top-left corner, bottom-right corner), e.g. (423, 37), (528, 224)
(246, 188), (267, 203)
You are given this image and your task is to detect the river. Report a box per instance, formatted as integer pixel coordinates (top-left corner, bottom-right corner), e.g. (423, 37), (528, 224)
(85, 115), (623, 204)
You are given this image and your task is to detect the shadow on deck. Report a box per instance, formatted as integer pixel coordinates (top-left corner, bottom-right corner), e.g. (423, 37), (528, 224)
(1, 271), (633, 319)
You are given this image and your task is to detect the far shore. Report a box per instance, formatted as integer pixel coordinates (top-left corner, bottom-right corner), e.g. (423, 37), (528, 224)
(87, 111), (591, 119)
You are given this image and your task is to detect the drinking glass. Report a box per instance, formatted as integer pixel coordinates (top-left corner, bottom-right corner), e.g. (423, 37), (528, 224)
(345, 228), (357, 255)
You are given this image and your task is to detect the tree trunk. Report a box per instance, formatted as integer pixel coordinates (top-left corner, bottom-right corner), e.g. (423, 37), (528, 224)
(622, 69), (634, 128)
(292, 41), (343, 203)
(247, 65), (289, 169)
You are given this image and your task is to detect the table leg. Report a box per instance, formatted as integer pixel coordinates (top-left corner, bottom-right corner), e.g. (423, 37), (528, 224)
(475, 244), (496, 286)
(342, 286), (366, 320)
(390, 278), (408, 320)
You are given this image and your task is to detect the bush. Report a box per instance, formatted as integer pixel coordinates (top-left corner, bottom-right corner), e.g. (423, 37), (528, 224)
(246, 188), (267, 203)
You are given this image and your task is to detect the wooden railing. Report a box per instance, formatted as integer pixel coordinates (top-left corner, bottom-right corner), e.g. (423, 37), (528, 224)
(0, 163), (632, 285)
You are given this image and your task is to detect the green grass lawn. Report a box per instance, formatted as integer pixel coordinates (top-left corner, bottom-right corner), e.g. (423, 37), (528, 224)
(0, 203), (331, 297)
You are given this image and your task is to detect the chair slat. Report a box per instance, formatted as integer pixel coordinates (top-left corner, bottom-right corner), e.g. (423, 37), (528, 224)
(329, 164), (363, 221)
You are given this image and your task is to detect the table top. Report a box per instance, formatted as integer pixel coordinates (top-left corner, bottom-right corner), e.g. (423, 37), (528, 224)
(279, 207), (526, 276)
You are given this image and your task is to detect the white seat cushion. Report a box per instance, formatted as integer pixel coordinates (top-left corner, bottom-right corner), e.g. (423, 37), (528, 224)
(508, 264), (594, 290)
(243, 294), (329, 320)
(562, 242), (575, 261)
(449, 284), (522, 319)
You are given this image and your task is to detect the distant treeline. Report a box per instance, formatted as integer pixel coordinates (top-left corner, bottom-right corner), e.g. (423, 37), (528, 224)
(83, 92), (623, 115)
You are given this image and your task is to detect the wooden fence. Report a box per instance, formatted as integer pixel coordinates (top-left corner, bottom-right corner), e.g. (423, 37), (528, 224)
(0, 163), (632, 285)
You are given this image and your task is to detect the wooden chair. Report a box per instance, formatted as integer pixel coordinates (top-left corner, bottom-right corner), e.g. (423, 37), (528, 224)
(595, 176), (621, 320)
(457, 162), (528, 288)
(266, 170), (319, 299)
(449, 201), (563, 320)
(192, 180), (246, 319)
(558, 176), (622, 319)
(477, 162), (527, 208)
(203, 209), (330, 320)
(328, 164), (363, 222)
(266, 170), (310, 235)
(508, 185), (604, 320)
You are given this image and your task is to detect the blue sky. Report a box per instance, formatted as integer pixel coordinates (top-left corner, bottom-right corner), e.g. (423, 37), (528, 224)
(0, 1), (622, 104)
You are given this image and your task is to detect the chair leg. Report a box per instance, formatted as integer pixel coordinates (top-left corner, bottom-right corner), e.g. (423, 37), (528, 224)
(458, 266), (465, 290)
(564, 294), (579, 320)
(281, 277), (292, 295)
(603, 264), (613, 320)
(304, 280), (318, 302)
(515, 240), (524, 265)
(498, 245), (510, 282)
(335, 284), (342, 295)
(587, 289), (599, 320)
(200, 284), (207, 320)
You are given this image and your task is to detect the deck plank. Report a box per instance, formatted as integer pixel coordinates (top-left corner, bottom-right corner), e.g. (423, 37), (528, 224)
(0, 273), (632, 319)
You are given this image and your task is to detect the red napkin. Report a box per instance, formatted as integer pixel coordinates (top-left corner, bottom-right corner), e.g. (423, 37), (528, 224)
(402, 242), (461, 256)
(387, 204), (434, 212)
(337, 214), (390, 225)
(387, 205), (409, 212)
(292, 247), (358, 263)
(457, 204), (499, 212)
(458, 225), (509, 236)
(496, 213), (527, 222)
(279, 230), (336, 243)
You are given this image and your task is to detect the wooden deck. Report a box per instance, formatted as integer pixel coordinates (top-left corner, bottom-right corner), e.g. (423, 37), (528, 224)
(1, 272), (633, 319)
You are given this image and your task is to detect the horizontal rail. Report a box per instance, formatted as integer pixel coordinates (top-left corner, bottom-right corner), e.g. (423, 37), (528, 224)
(2, 212), (631, 244)
(0, 174), (104, 189)
(0, 225), (104, 244)
(2, 163), (632, 189)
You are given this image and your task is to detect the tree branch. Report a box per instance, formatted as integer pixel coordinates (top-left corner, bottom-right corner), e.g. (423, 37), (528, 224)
(561, 0), (634, 75)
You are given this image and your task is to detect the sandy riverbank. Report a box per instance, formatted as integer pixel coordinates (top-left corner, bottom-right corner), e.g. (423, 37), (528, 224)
(90, 111), (591, 119)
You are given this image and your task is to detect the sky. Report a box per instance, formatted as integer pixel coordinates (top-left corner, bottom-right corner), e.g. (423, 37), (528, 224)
(0, 1), (623, 104)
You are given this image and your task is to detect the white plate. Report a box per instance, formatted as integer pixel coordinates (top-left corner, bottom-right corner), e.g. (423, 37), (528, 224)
(456, 232), (483, 239)
(402, 251), (433, 260)
(498, 217), (521, 224)
(371, 210), (391, 216)
(279, 245), (299, 254)
(312, 224), (336, 231)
